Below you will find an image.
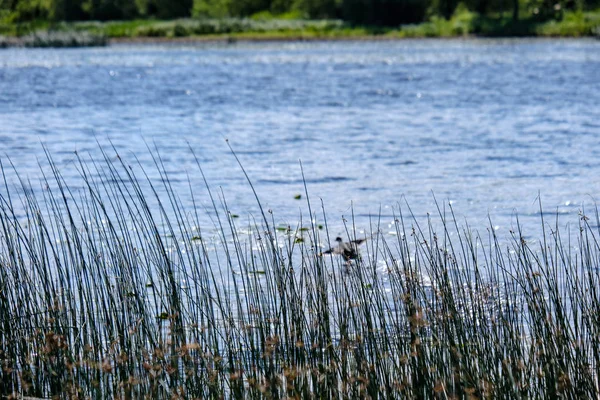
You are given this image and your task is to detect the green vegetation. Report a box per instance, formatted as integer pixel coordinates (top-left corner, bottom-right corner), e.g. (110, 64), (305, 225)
(0, 29), (106, 46)
(1, 9), (598, 46)
(2, 0), (598, 24)
(0, 0), (599, 44)
(1, 146), (600, 398)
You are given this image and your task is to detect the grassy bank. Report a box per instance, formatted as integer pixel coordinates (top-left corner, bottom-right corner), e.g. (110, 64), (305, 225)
(1, 145), (600, 398)
(0, 9), (599, 47)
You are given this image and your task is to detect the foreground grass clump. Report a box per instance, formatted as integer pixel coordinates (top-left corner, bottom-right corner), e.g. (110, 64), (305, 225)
(1, 146), (600, 398)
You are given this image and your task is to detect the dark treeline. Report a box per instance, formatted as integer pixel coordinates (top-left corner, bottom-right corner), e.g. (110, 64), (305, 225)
(0, 0), (598, 26)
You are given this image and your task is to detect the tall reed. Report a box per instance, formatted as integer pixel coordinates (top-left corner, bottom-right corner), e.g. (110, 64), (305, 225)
(0, 145), (598, 398)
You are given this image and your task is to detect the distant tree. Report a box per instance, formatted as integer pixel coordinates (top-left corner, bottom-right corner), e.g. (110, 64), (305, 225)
(464, 0), (487, 14)
(2, 0), (598, 24)
(150, 0), (192, 18)
(524, 0), (567, 19)
(461, 0), (519, 19)
(342, 0), (428, 25)
(294, 0), (339, 18)
(4, 0), (52, 21)
(430, 0), (458, 19)
(83, 0), (138, 19)
(192, 0), (230, 17)
(270, 0), (294, 14)
(227, 0), (270, 16)
(50, 0), (85, 20)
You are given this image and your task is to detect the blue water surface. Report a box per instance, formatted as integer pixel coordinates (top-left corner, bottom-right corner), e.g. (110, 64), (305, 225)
(0, 39), (599, 238)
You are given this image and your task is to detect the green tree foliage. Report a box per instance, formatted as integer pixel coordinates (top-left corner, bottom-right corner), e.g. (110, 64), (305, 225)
(432, 0), (458, 18)
(82, 0), (138, 19)
(294, 0), (339, 18)
(50, 0), (85, 20)
(271, 0), (294, 14)
(227, 0), (270, 15)
(0, 0), (596, 25)
(192, 0), (301, 18)
(4, 0), (51, 20)
(342, 0), (429, 25)
(152, 0), (193, 18)
(193, 0), (271, 17)
(192, 0), (230, 17)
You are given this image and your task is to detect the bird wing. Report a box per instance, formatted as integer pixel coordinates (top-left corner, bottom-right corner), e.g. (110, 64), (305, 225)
(322, 246), (341, 255)
(320, 238), (367, 257)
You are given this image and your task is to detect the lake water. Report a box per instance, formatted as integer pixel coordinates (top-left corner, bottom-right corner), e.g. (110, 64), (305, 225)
(1, 39), (599, 240)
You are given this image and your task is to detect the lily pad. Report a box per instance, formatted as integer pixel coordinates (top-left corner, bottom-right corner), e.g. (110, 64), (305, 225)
(157, 312), (169, 320)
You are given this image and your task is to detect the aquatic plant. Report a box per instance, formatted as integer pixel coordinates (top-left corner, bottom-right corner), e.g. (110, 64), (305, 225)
(129, 18), (344, 37)
(0, 145), (599, 398)
(0, 30), (107, 48)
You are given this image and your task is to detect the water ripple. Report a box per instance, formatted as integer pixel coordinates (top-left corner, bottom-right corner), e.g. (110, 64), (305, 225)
(0, 39), (599, 236)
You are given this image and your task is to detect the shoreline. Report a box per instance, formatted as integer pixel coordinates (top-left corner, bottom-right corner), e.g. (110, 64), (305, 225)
(1, 13), (598, 48)
(108, 33), (598, 45)
(108, 34), (455, 44)
(3, 34), (595, 49)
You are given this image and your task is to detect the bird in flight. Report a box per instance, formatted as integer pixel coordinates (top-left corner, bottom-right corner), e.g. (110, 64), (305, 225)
(321, 236), (367, 263)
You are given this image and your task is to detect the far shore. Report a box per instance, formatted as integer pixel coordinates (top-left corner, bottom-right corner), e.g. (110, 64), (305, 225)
(2, 33), (596, 49)
(108, 33), (596, 42)
(1, 13), (598, 48)
(106, 33), (599, 46)
(107, 34), (468, 44)
(113, 33), (600, 41)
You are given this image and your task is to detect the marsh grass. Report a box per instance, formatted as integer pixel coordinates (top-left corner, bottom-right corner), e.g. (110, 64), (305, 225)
(0, 30), (107, 47)
(1, 145), (600, 398)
